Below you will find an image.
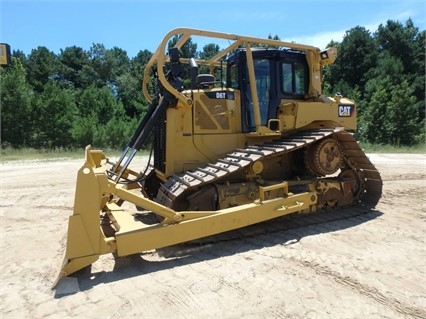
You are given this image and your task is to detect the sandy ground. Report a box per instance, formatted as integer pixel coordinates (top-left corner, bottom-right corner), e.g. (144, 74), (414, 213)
(0, 153), (425, 319)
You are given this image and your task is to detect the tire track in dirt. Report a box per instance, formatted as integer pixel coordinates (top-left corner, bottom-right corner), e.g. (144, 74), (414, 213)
(220, 211), (426, 319)
(291, 257), (426, 319)
(256, 242), (424, 319)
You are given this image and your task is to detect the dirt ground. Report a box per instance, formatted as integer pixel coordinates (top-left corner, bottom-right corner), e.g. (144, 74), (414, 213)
(0, 153), (425, 319)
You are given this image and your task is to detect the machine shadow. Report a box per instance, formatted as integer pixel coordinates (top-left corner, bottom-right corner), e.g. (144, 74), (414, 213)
(63, 209), (383, 294)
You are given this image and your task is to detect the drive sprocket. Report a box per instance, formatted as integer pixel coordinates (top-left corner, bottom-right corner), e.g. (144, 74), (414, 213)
(305, 137), (343, 176)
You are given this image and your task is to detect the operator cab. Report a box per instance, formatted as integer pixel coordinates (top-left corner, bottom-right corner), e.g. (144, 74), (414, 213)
(226, 49), (309, 132)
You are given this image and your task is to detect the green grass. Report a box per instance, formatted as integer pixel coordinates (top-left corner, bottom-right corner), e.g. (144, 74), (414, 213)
(359, 142), (426, 154)
(1, 148), (78, 162)
(1, 143), (425, 162)
(0, 147), (124, 162)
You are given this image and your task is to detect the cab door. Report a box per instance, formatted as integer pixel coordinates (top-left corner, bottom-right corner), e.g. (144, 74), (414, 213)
(241, 58), (279, 132)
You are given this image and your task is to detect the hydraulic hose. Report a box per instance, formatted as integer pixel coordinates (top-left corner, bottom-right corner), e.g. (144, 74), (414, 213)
(114, 96), (173, 182)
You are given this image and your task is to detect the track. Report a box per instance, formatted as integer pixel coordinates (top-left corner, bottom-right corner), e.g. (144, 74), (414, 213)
(156, 127), (382, 210)
(334, 131), (382, 206)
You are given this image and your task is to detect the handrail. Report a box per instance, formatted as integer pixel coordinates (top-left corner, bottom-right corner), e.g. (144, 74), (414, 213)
(142, 27), (322, 105)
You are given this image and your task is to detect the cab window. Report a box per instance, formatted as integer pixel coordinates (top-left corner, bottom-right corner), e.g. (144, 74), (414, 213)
(244, 59), (271, 129)
(227, 63), (239, 89)
(281, 62), (307, 96)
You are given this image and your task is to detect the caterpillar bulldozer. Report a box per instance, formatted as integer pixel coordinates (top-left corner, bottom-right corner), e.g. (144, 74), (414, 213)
(56, 28), (382, 282)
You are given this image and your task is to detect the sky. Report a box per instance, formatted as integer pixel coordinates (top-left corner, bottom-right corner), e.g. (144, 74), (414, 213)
(1, 0), (425, 58)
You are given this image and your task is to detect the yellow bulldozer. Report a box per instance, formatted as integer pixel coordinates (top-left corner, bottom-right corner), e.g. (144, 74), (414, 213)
(56, 28), (382, 281)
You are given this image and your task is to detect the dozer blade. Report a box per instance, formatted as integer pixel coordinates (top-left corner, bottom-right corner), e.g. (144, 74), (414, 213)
(54, 148), (115, 286)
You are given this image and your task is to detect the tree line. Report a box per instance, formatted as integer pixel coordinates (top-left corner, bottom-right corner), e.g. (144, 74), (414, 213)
(1, 18), (424, 149)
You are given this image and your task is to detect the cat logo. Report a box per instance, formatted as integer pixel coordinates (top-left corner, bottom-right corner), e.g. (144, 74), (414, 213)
(338, 105), (354, 117)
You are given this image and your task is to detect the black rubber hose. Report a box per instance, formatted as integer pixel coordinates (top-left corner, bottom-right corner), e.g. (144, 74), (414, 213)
(133, 97), (172, 151)
(127, 99), (158, 149)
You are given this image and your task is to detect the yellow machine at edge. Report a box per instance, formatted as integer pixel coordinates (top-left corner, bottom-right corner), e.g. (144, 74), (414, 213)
(56, 28), (382, 282)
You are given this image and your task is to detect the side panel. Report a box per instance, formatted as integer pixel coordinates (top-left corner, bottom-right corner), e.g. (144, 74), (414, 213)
(164, 107), (208, 176)
(164, 90), (243, 176)
(279, 99), (357, 131)
(193, 89), (240, 134)
(191, 89), (244, 164)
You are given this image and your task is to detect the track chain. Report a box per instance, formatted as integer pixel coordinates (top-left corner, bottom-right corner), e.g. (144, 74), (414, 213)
(333, 132), (382, 207)
(157, 127), (351, 207)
